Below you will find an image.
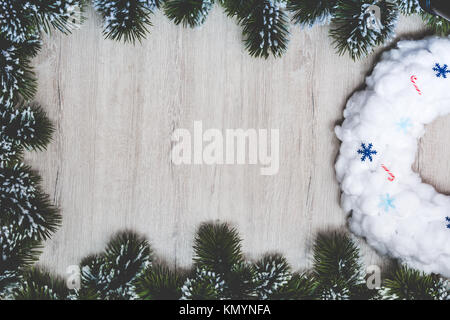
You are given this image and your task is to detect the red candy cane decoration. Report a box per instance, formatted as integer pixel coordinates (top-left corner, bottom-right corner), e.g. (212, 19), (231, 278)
(410, 75), (422, 95)
(381, 165), (395, 182)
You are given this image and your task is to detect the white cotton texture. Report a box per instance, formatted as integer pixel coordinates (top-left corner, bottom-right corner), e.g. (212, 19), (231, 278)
(335, 37), (450, 277)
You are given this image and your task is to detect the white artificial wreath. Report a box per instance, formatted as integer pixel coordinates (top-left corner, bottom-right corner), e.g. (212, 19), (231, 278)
(335, 37), (450, 277)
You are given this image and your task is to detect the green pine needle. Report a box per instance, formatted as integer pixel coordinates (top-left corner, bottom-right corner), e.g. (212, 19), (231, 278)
(94, 0), (157, 44)
(270, 273), (318, 300)
(330, 0), (399, 60)
(382, 265), (449, 300)
(134, 264), (185, 300)
(0, 0), (85, 42)
(287, 0), (337, 27)
(241, 0), (290, 59)
(0, 35), (41, 104)
(164, 0), (215, 27)
(421, 12), (450, 35)
(312, 232), (365, 300)
(397, 0), (450, 35)
(0, 164), (61, 241)
(181, 268), (226, 300)
(254, 254), (292, 299)
(79, 231), (151, 300)
(21, 103), (55, 152)
(0, 101), (54, 167)
(78, 254), (105, 300)
(193, 222), (243, 277)
(103, 231), (152, 286)
(13, 268), (69, 300)
(1, 102), (55, 156)
(219, 0), (253, 18)
(395, 0), (421, 15)
(225, 262), (258, 299)
(32, 0), (87, 36)
(0, 223), (42, 297)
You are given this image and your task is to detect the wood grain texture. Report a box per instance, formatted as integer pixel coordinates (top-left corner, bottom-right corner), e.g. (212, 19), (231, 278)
(24, 7), (434, 276)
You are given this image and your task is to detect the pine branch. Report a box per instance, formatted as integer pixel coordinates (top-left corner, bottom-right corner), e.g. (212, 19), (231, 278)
(382, 265), (450, 300)
(103, 232), (152, 291)
(224, 262), (258, 299)
(0, 164), (61, 241)
(0, 223), (42, 298)
(164, 0), (215, 27)
(219, 0), (253, 18)
(134, 264), (186, 300)
(241, 0), (290, 59)
(77, 254), (104, 299)
(254, 254), (292, 299)
(329, 0), (399, 60)
(312, 232), (366, 300)
(32, 0), (86, 35)
(193, 222), (243, 277)
(0, 0), (85, 43)
(269, 272), (318, 300)
(180, 268), (226, 300)
(0, 0), (38, 43)
(395, 0), (421, 15)
(0, 35), (41, 105)
(19, 103), (54, 152)
(287, 0), (337, 27)
(79, 231), (151, 300)
(93, 0), (158, 44)
(398, 0), (450, 35)
(421, 11), (450, 35)
(12, 268), (69, 300)
(0, 102), (54, 166)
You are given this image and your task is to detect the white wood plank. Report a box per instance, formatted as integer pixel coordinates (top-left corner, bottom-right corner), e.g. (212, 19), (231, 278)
(23, 7), (433, 276)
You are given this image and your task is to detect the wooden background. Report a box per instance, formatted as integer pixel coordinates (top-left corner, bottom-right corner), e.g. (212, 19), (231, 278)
(25, 7), (445, 276)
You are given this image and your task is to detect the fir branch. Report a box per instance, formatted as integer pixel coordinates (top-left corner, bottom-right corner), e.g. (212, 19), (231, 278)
(193, 222), (243, 277)
(269, 272), (318, 300)
(0, 0), (85, 43)
(421, 11), (450, 35)
(31, 0), (86, 35)
(382, 265), (450, 300)
(254, 254), (292, 299)
(134, 264), (186, 299)
(287, 0), (337, 27)
(0, 102), (54, 165)
(77, 254), (105, 299)
(0, 223), (42, 298)
(164, 0), (215, 27)
(329, 0), (399, 60)
(312, 232), (365, 300)
(18, 103), (54, 152)
(103, 231), (152, 292)
(0, 164), (61, 241)
(219, 0), (253, 18)
(0, 0), (38, 43)
(180, 268), (226, 300)
(395, 0), (421, 15)
(12, 268), (69, 300)
(79, 231), (152, 300)
(93, 0), (158, 44)
(224, 262), (258, 299)
(241, 0), (290, 59)
(0, 35), (41, 105)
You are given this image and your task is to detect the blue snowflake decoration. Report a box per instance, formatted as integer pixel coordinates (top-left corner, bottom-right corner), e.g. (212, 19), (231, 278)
(433, 63), (450, 78)
(379, 194), (396, 212)
(396, 118), (412, 134)
(446, 217), (450, 229)
(357, 143), (377, 162)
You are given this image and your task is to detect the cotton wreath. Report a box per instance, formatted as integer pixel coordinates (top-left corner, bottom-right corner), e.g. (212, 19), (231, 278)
(335, 37), (450, 277)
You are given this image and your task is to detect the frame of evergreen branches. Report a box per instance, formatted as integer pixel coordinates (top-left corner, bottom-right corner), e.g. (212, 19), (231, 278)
(1, 0), (449, 300)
